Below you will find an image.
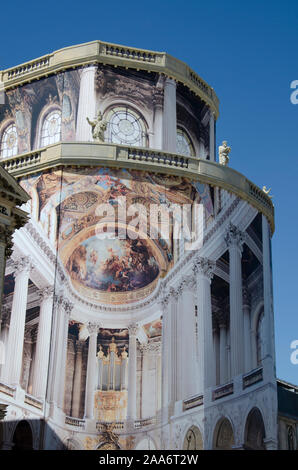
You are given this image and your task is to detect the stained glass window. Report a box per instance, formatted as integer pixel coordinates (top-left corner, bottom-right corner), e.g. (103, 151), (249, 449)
(0, 124), (18, 158)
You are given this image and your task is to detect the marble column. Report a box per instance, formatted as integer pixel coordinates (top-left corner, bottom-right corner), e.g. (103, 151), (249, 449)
(4, 257), (32, 386)
(161, 293), (171, 418)
(225, 223), (245, 377)
(163, 78), (177, 152)
(126, 323), (138, 421)
(21, 326), (33, 391)
(32, 287), (54, 399)
(76, 65), (97, 142)
(0, 306), (10, 379)
(71, 340), (84, 417)
(219, 319), (228, 385)
(57, 300), (73, 410)
(262, 215), (275, 362)
(193, 257), (216, 391)
(48, 295), (73, 410)
(84, 323), (99, 419)
(152, 84), (164, 149)
(209, 111), (215, 161)
(243, 285), (252, 373)
(179, 276), (198, 398)
(141, 343), (150, 418)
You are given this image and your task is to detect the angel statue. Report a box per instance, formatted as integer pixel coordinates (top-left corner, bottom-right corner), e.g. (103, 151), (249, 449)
(87, 110), (107, 143)
(218, 141), (231, 166)
(262, 186), (273, 198)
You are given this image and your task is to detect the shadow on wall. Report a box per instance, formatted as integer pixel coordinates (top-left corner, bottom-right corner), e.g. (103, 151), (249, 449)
(0, 418), (66, 450)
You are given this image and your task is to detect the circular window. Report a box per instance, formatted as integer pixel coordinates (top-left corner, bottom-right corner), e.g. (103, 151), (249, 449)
(40, 111), (61, 147)
(0, 124), (18, 158)
(105, 106), (147, 147)
(176, 128), (195, 156)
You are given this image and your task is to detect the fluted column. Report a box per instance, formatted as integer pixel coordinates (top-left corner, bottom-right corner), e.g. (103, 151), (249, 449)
(179, 276), (198, 398)
(243, 285), (252, 373)
(161, 293), (171, 418)
(84, 323), (99, 419)
(57, 300), (73, 410)
(32, 287), (54, 399)
(4, 257), (32, 385)
(193, 257), (216, 391)
(152, 83), (164, 149)
(163, 78), (177, 152)
(126, 323), (138, 421)
(71, 340), (84, 417)
(76, 65), (97, 142)
(219, 319), (228, 385)
(225, 223), (245, 377)
(262, 215), (275, 362)
(141, 343), (150, 418)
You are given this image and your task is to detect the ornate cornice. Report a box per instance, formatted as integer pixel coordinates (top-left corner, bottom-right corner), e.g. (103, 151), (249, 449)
(1, 40), (219, 117)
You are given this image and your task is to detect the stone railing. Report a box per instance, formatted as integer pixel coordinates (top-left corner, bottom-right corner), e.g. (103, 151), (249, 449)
(183, 394), (204, 411)
(65, 416), (85, 428)
(1, 40), (219, 116)
(7, 56), (51, 80)
(96, 421), (125, 431)
(1, 142), (274, 232)
(243, 367), (263, 389)
(103, 44), (157, 63)
(212, 382), (234, 401)
(134, 416), (157, 429)
(0, 381), (15, 397)
(24, 393), (43, 410)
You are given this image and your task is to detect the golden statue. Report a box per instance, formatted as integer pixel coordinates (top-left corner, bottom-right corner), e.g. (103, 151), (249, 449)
(97, 344), (105, 359)
(108, 336), (118, 354)
(121, 346), (128, 359)
(262, 186), (273, 198)
(87, 110), (107, 143)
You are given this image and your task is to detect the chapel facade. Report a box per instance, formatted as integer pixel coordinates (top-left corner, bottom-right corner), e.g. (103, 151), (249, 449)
(0, 41), (279, 450)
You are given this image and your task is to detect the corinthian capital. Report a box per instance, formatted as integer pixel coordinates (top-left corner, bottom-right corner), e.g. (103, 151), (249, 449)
(224, 223), (245, 251)
(128, 323), (139, 337)
(13, 256), (33, 276)
(193, 256), (215, 280)
(39, 286), (54, 302)
(86, 322), (100, 336)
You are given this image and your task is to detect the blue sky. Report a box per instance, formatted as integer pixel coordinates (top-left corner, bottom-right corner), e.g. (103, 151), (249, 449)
(1, 0), (297, 384)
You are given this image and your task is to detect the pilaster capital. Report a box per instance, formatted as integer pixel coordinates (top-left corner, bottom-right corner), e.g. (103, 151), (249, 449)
(225, 223), (245, 252)
(86, 322), (100, 336)
(54, 294), (73, 317)
(180, 274), (196, 292)
(128, 323), (139, 337)
(13, 256), (33, 277)
(193, 256), (215, 281)
(63, 300), (74, 317)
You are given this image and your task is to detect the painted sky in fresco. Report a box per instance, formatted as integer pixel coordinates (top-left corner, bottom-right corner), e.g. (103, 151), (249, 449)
(1, 0), (297, 384)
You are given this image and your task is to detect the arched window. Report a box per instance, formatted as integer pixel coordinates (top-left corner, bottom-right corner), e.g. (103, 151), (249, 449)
(40, 110), (61, 147)
(0, 124), (18, 158)
(176, 128), (195, 156)
(256, 310), (265, 366)
(105, 106), (148, 147)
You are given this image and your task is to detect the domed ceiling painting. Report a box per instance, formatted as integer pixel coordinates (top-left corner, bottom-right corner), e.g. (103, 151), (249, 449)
(20, 166), (214, 304)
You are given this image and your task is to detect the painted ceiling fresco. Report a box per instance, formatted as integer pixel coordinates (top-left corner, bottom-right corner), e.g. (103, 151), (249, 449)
(20, 166), (214, 304)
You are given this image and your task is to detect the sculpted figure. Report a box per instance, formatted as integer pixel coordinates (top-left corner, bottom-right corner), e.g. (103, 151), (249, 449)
(262, 186), (273, 198)
(108, 336), (118, 354)
(87, 110), (107, 143)
(97, 344), (105, 359)
(218, 140), (231, 166)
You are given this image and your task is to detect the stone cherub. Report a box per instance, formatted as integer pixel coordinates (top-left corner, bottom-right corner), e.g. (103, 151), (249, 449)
(86, 110), (107, 143)
(218, 140), (231, 166)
